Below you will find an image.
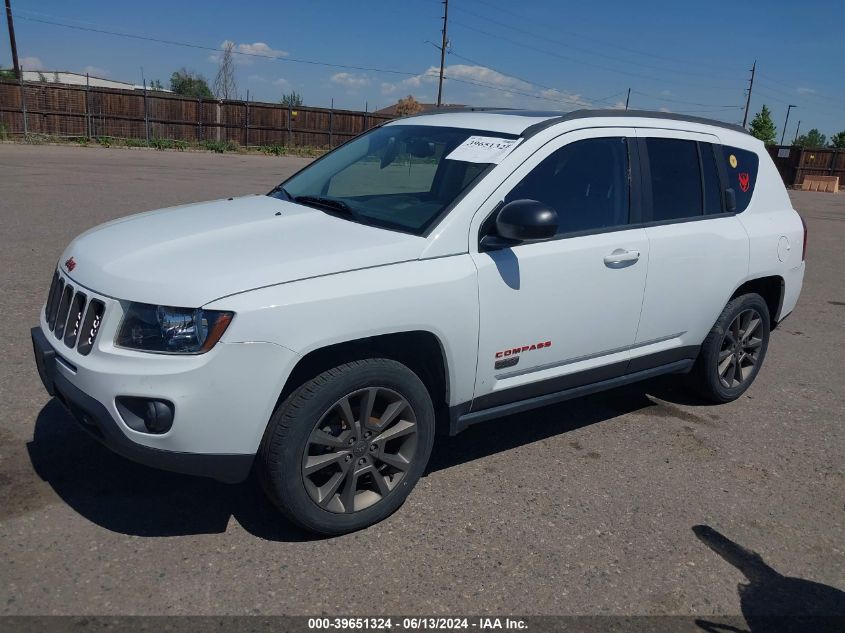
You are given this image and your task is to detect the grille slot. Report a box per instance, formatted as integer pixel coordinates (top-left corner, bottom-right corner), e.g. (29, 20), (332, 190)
(47, 277), (65, 331)
(45, 272), (60, 329)
(77, 299), (105, 356)
(63, 292), (87, 348)
(53, 285), (74, 340)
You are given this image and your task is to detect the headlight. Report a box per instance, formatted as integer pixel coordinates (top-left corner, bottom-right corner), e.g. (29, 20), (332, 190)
(115, 303), (233, 354)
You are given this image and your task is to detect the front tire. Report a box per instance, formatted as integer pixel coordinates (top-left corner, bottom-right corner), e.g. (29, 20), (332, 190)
(258, 358), (435, 535)
(689, 293), (771, 403)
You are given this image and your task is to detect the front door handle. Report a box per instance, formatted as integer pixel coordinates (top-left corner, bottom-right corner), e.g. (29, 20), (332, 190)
(603, 249), (640, 267)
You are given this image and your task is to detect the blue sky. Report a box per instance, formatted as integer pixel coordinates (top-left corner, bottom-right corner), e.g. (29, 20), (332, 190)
(3, 0), (842, 137)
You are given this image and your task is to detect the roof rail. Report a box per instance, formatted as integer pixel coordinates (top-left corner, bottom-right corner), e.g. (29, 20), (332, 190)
(521, 109), (750, 137)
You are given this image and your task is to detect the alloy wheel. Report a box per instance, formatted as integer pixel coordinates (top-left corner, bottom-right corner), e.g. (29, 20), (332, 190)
(717, 308), (764, 389)
(302, 387), (418, 513)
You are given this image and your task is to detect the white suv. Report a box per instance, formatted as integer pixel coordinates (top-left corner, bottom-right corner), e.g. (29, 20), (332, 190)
(32, 109), (806, 534)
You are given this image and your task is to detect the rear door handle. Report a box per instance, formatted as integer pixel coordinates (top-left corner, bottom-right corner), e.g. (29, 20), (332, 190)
(603, 249), (641, 266)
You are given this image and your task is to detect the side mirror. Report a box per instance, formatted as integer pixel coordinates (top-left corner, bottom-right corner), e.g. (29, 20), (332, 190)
(724, 188), (737, 213)
(496, 199), (558, 241)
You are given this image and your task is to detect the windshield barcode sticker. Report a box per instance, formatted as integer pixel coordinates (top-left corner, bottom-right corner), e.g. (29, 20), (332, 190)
(445, 136), (520, 164)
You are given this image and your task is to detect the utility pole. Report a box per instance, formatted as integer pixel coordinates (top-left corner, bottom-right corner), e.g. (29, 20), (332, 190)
(793, 120), (801, 144)
(5, 0), (20, 78)
(625, 88), (630, 110)
(436, 0), (449, 107)
(742, 60), (756, 128)
(780, 104), (796, 145)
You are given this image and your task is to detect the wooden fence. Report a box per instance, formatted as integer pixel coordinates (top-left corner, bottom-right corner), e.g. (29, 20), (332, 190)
(0, 79), (393, 148)
(767, 145), (844, 189)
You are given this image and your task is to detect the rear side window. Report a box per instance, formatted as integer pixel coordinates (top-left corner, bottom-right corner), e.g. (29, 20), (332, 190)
(645, 138), (702, 221)
(505, 137), (630, 235)
(700, 142), (723, 214)
(721, 146), (759, 213)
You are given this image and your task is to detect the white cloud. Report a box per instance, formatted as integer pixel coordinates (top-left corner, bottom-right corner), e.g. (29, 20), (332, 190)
(659, 106), (672, 113)
(210, 40), (288, 65)
(796, 87), (815, 94)
(381, 64), (588, 109)
(82, 65), (109, 78)
(273, 77), (290, 89)
(19, 56), (44, 70)
(612, 100), (627, 110)
(330, 72), (371, 88)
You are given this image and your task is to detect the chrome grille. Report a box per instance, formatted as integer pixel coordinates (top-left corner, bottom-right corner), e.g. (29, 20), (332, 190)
(44, 270), (106, 356)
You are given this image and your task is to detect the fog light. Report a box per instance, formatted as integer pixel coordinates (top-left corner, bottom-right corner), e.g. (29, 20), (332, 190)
(116, 397), (174, 434)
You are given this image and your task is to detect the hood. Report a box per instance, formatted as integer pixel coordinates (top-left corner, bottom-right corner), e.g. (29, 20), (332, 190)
(60, 196), (425, 306)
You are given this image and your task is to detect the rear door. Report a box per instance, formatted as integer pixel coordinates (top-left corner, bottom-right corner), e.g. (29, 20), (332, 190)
(632, 129), (749, 369)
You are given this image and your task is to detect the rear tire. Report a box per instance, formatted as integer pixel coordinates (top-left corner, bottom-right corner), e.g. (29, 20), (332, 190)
(689, 293), (771, 403)
(258, 358), (435, 535)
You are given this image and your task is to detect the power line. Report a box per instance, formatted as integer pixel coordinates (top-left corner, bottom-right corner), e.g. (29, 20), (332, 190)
(450, 18), (744, 91)
(464, 0), (746, 76)
(12, 13), (422, 77)
(465, 0), (844, 118)
(451, 3), (746, 83)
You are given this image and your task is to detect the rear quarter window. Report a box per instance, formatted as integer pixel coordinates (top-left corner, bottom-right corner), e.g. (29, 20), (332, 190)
(721, 146), (759, 212)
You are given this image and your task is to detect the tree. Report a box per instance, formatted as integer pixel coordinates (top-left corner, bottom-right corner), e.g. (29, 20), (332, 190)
(830, 130), (845, 149)
(395, 95), (423, 117)
(280, 91), (304, 107)
(169, 69), (213, 98)
(148, 79), (164, 91)
(749, 105), (777, 145)
(793, 128), (827, 148)
(0, 66), (14, 80)
(213, 41), (238, 100)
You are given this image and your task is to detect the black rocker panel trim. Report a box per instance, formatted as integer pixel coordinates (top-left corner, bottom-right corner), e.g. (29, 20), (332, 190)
(449, 345), (700, 435)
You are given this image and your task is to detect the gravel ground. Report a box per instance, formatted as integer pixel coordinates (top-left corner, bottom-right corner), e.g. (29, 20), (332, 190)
(0, 143), (842, 618)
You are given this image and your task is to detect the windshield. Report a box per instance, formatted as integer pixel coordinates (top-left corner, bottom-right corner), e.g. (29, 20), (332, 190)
(270, 125), (515, 235)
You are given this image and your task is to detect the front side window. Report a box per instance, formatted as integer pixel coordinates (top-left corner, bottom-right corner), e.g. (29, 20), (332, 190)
(645, 138), (703, 221)
(270, 125), (508, 235)
(504, 137), (630, 235)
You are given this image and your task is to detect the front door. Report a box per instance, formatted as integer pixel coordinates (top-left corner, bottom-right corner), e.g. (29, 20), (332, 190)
(470, 128), (649, 411)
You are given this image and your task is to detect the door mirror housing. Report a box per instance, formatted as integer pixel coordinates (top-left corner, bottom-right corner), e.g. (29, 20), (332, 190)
(491, 199), (558, 245)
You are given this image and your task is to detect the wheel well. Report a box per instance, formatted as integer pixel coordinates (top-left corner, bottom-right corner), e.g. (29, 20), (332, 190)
(731, 276), (784, 328)
(277, 331), (450, 426)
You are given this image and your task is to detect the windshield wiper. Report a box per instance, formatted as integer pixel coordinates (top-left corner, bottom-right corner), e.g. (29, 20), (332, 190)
(294, 195), (355, 216)
(273, 186), (293, 200)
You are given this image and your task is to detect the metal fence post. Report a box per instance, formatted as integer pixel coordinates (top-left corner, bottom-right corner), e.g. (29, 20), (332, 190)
(215, 100), (221, 142)
(287, 107), (291, 147)
(329, 98), (334, 149)
(244, 91), (249, 147)
(143, 79), (150, 144)
(18, 73), (27, 135)
(830, 149), (839, 177)
(197, 97), (202, 142)
(84, 73), (91, 138)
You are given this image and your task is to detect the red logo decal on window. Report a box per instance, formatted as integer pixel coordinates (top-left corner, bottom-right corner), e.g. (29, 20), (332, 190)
(738, 172), (750, 193)
(64, 256), (76, 272)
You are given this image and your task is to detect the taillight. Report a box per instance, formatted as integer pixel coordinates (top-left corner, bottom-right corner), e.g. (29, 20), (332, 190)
(800, 215), (808, 261)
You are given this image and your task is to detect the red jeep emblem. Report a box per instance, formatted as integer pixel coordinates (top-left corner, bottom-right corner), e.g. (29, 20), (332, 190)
(738, 172), (750, 193)
(64, 256), (76, 272)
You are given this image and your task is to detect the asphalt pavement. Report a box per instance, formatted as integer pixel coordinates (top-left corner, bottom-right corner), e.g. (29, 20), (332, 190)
(0, 143), (842, 617)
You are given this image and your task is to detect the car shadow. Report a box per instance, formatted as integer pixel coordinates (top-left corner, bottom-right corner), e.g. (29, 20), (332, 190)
(26, 400), (314, 542)
(26, 376), (709, 541)
(692, 525), (845, 633)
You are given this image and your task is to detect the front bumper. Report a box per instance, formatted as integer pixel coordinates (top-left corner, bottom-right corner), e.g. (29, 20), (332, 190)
(31, 323), (295, 484)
